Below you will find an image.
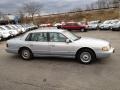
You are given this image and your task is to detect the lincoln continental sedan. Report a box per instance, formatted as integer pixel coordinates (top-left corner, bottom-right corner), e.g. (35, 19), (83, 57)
(6, 29), (115, 64)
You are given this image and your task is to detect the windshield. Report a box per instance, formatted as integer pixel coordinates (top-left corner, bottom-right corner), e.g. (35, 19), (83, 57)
(0, 27), (5, 30)
(89, 21), (99, 24)
(112, 20), (119, 24)
(103, 21), (111, 24)
(63, 31), (80, 41)
(5, 26), (12, 29)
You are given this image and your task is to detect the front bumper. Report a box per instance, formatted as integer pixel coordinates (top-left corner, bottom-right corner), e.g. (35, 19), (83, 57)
(96, 47), (115, 59)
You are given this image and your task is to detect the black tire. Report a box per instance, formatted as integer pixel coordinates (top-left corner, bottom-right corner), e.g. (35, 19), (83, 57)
(57, 25), (61, 29)
(19, 48), (33, 60)
(76, 48), (96, 64)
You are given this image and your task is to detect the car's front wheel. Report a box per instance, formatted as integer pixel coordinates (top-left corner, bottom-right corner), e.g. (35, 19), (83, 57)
(76, 49), (96, 64)
(20, 48), (33, 60)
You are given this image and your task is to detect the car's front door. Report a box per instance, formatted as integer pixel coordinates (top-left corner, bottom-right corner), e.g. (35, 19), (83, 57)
(25, 32), (50, 55)
(49, 32), (74, 57)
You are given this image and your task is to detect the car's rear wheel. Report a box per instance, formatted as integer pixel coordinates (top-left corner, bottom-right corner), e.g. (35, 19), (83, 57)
(76, 49), (96, 64)
(20, 48), (33, 60)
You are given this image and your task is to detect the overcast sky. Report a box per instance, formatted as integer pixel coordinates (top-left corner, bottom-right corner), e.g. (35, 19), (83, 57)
(0, 0), (97, 15)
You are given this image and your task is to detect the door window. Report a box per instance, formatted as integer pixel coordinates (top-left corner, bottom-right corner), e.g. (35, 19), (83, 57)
(26, 32), (48, 42)
(49, 32), (67, 42)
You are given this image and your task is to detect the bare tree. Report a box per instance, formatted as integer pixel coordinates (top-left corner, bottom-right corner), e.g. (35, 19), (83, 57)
(23, 2), (43, 23)
(17, 8), (25, 23)
(111, 0), (119, 8)
(0, 11), (3, 20)
(70, 8), (83, 12)
(96, 0), (110, 9)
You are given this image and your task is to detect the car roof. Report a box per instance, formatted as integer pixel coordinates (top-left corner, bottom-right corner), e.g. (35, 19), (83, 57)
(28, 28), (65, 33)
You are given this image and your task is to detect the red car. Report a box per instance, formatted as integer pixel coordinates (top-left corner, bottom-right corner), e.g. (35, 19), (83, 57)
(57, 22), (87, 32)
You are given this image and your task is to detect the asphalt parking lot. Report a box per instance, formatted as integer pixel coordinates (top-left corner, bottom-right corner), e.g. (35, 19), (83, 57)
(0, 30), (120, 90)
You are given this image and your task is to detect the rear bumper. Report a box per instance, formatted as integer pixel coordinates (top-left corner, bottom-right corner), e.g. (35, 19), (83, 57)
(6, 48), (18, 54)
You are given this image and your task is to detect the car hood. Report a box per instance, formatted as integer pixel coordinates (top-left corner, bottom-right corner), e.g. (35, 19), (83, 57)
(74, 37), (109, 48)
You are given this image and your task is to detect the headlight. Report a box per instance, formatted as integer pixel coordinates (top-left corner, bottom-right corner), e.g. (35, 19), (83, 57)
(102, 44), (111, 51)
(102, 47), (109, 51)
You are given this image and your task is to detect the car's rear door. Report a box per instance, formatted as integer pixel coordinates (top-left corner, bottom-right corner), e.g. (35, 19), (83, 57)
(25, 32), (50, 55)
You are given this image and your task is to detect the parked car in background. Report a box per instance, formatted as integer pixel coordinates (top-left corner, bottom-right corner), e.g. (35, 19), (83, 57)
(87, 20), (101, 30)
(29, 24), (38, 30)
(15, 25), (26, 33)
(0, 26), (18, 37)
(0, 27), (11, 39)
(99, 20), (112, 30)
(0, 32), (2, 40)
(9, 25), (23, 34)
(99, 20), (119, 30)
(5, 25), (20, 35)
(111, 21), (120, 31)
(6, 29), (114, 64)
(40, 23), (52, 27)
(53, 23), (62, 27)
(57, 22), (87, 32)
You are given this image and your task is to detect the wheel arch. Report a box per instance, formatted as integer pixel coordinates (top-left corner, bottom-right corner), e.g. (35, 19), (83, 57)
(75, 47), (96, 58)
(18, 46), (32, 54)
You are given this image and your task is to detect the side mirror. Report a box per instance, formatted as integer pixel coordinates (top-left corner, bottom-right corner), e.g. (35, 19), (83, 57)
(66, 39), (71, 43)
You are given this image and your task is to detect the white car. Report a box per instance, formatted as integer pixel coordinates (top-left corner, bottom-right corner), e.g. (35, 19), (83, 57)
(0, 32), (2, 40)
(99, 20), (112, 30)
(10, 25), (23, 34)
(29, 24), (38, 30)
(111, 21), (120, 31)
(21, 24), (31, 31)
(16, 25), (26, 33)
(87, 20), (100, 30)
(99, 20), (119, 30)
(6, 29), (115, 64)
(53, 23), (62, 27)
(6, 25), (21, 35)
(0, 27), (10, 39)
(0, 26), (18, 36)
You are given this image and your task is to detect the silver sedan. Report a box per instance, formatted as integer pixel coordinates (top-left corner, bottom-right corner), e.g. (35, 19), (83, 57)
(6, 29), (115, 64)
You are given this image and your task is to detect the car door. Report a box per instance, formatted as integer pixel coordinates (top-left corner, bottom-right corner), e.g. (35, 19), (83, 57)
(49, 32), (74, 57)
(25, 32), (50, 55)
(72, 23), (80, 30)
(63, 24), (72, 30)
